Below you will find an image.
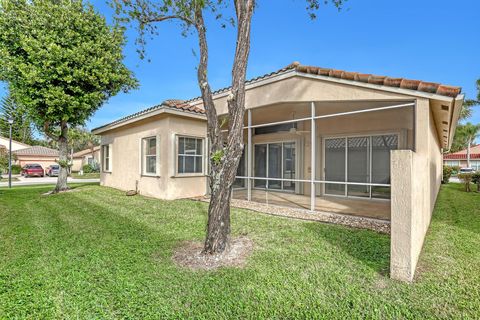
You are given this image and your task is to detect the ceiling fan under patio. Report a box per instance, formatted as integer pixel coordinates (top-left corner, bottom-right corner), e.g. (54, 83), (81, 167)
(289, 112), (310, 135)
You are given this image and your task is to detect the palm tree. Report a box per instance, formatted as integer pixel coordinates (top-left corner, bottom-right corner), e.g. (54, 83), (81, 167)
(458, 123), (480, 168)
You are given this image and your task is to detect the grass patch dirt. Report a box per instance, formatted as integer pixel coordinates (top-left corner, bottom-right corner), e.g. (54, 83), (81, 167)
(0, 183), (478, 318)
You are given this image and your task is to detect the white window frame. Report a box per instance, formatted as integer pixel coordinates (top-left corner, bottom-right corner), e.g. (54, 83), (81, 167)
(444, 160), (460, 167)
(141, 136), (160, 176)
(175, 135), (205, 176)
(321, 131), (401, 200)
(102, 144), (112, 173)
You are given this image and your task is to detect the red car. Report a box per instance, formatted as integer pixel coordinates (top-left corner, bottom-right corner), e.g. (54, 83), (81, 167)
(21, 164), (44, 177)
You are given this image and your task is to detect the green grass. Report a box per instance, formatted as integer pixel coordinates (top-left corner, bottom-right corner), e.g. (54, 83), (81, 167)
(0, 184), (478, 318)
(0, 177), (18, 182)
(71, 172), (100, 179)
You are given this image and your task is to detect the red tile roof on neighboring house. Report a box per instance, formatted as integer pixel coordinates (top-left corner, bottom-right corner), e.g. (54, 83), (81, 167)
(444, 145), (480, 160)
(13, 146), (59, 157)
(93, 62), (462, 133)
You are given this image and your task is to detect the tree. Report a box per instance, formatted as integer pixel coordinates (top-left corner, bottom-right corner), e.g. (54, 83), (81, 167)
(451, 123), (480, 157)
(113, 0), (346, 254)
(0, 0), (137, 192)
(0, 91), (34, 144)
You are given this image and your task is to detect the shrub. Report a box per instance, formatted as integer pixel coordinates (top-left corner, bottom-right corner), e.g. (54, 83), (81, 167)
(472, 172), (480, 192)
(442, 166), (453, 184)
(82, 164), (94, 173)
(451, 165), (460, 175)
(10, 165), (21, 174)
(458, 173), (474, 192)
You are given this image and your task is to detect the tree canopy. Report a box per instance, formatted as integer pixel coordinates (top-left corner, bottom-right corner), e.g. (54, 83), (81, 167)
(0, 0), (137, 134)
(0, 0), (137, 191)
(0, 92), (34, 144)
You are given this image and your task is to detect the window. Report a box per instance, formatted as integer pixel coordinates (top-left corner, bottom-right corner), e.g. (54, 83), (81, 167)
(471, 160), (480, 171)
(444, 160), (460, 167)
(102, 145), (110, 172)
(177, 136), (204, 174)
(142, 136), (158, 175)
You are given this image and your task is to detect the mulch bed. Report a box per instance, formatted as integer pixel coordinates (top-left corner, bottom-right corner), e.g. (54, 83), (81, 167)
(172, 236), (254, 271)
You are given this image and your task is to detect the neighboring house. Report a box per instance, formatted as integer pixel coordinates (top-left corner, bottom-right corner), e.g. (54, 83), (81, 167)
(92, 62), (464, 282)
(71, 146), (100, 172)
(443, 145), (480, 170)
(0, 136), (31, 152)
(13, 146), (59, 168)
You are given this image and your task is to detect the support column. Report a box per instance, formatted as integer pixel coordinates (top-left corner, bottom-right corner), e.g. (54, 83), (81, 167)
(247, 109), (252, 202)
(310, 102), (316, 212)
(390, 150), (414, 282)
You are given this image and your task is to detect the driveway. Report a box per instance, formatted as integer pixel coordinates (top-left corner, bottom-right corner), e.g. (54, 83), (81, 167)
(0, 175), (99, 187)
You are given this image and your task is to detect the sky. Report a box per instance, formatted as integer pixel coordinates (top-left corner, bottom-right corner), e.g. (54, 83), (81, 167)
(1, 0), (479, 135)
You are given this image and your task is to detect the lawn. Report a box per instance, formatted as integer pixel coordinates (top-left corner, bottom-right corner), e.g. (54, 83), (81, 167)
(70, 172), (100, 179)
(0, 177), (18, 182)
(0, 184), (478, 318)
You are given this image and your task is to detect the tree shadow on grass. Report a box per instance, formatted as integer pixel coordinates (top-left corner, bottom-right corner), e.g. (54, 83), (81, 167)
(303, 222), (390, 276)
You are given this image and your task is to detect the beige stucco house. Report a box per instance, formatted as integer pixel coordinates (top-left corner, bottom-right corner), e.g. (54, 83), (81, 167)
(93, 62), (464, 282)
(444, 145), (480, 170)
(0, 136), (31, 152)
(71, 146), (100, 172)
(13, 145), (59, 168)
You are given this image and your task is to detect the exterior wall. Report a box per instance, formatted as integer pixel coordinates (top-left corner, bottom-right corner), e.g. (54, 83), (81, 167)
(16, 156), (58, 169)
(72, 149), (100, 172)
(99, 114), (207, 200)
(197, 76), (414, 115)
(391, 99), (443, 281)
(0, 137), (30, 152)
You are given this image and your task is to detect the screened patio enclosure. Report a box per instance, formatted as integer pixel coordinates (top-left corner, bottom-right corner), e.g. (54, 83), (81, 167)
(230, 100), (415, 220)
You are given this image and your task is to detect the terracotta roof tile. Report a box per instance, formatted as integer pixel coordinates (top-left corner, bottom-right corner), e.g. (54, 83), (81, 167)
(287, 63), (461, 98)
(444, 145), (480, 159)
(93, 61), (462, 133)
(14, 146), (58, 156)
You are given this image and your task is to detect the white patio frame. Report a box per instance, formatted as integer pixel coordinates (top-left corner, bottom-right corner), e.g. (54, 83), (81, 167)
(235, 101), (416, 212)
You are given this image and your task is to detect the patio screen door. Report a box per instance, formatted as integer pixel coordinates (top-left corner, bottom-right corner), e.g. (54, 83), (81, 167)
(324, 134), (397, 199)
(254, 142), (296, 191)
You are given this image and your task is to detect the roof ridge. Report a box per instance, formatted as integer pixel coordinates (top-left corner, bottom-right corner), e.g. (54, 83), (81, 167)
(93, 61), (462, 133)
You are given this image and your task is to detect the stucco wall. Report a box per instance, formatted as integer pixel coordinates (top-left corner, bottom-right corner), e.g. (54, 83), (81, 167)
(391, 99), (443, 281)
(16, 156), (58, 169)
(100, 114), (207, 200)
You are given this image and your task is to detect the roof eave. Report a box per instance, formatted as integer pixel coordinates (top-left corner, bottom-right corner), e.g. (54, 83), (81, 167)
(92, 106), (206, 135)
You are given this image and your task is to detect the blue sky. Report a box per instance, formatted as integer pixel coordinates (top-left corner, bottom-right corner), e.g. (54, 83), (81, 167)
(1, 0), (479, 133)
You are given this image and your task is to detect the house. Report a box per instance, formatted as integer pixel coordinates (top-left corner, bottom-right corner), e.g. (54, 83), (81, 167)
(443, 145), (480, 170)
(0, 136), (31, 152)
(92, 62), (464, 282)
(13, 145), (59, 168)
(71, 146), (100, 172)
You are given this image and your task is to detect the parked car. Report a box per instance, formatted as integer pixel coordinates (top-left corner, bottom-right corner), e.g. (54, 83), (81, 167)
(21, 164), (44, 177)
(459, 167), (475, 173)
(46, 164), (60, 177)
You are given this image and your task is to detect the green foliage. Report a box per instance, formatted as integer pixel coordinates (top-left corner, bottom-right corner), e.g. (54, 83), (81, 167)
(451, 122), (480, 153)
(0, 148), (17, 172)
(0, 0), (137, 135)
(82, 163), (96, 173)
(210, 149), (224, 165)
(442, 165), (453, 184)
(10, 164), (21, 174)
(0, 92), (34, 144)
(69, 127), (100, 152)
(472, 172), (480, 192)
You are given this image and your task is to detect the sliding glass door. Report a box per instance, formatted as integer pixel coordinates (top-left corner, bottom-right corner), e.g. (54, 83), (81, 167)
(254, 142), (296, 191)
(324, 134), (398, 199)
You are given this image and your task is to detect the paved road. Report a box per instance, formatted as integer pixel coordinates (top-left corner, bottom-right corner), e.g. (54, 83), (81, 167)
(0, 175), (99, 187)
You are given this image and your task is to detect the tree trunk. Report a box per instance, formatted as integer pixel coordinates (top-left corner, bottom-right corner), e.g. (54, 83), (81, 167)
(55, 122), (69, 192)
(467, 138), (471, 168)
(196, 0), (255, 254)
